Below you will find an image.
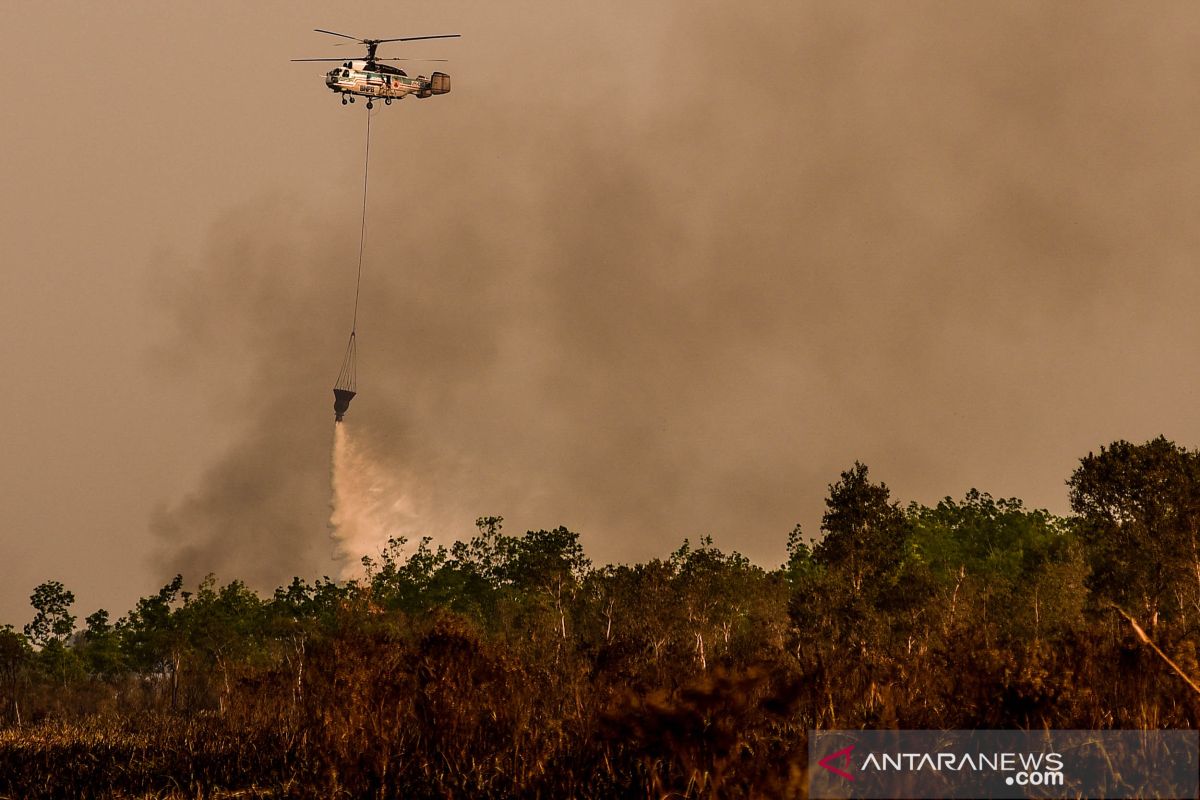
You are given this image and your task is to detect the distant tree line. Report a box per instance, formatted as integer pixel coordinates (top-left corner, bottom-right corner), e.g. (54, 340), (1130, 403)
(1, 436), (1198, 798)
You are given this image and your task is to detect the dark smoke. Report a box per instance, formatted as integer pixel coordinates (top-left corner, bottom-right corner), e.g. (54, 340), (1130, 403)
(153, 2), (1200, 588)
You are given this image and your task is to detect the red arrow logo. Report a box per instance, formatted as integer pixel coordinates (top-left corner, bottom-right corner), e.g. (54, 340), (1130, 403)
(818, 744), (855, 781)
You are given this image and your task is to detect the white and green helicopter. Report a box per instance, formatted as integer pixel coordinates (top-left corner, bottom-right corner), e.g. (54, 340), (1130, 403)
(293, 29), (459, 108)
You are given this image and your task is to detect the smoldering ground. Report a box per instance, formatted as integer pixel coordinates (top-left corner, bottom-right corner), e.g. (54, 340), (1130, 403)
(152, 2), (1200, 589)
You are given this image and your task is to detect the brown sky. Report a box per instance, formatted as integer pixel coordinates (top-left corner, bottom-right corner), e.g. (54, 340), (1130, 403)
(4, 1), (1200, 626)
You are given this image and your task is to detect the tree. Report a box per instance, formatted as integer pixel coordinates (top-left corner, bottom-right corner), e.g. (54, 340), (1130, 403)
(0, 625), (31, 725)
(118, 575), (186, 707)
(23, 581), (76, 648)
(77, 609), (127, 679)
(504, 526), (591, 642)
(813, 463), (909, 596)
(176, 577), (264, 713)
(436, 516), (514, 624)
(669, 537), (772, 669)
(1068, 437), (1200, 628)
(266, 576), (356, 711)
(782, 524), (815, 584)
(447, 516), (512, 587)
(908, 490), (1079, 643)
(363, 535), (450, 613)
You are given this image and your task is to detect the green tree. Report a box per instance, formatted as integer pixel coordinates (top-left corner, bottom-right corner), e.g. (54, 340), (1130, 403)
(77, 609), (127, 679)
(266, 576), (356, 711)
(363, 535), (450, 613)
(813, 463), (909, 597)
(908, 490), (1080, 643)
(585, 559), (683, 677)
(0, 625), (31, 725)
(669, 537), (775, 669)
(436, 516), (514, 624)
(1068, 437), (1200, 628)
(23, 580), (76, 648)
(176, 576), (265, 713)
(782, 524), (815, 585)
(504, 526), (590, 642)
(789, 465), (919, 726)
(447, 516), (512, 586)
(118, 575), (186, 707)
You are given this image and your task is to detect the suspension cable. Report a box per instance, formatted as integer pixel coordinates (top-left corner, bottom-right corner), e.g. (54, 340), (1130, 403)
(334, 106), (373, 394)
(351, 108), (373, 334)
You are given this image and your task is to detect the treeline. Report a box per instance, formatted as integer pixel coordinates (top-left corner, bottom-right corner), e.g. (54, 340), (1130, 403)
(1, 436), (1199, 798)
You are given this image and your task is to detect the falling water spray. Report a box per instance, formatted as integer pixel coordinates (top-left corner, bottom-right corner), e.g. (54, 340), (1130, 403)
(328, 423), (424, 574)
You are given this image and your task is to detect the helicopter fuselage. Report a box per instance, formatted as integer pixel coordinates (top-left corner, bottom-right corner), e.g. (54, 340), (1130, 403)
(324, 60), (450, 103)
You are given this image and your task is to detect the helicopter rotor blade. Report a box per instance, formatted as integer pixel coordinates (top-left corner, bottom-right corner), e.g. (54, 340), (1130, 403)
(314, 28), (363, 42)
(374, 57), (450, 62)
(375, 34), (461, 44)
(290, 58), (351, 62)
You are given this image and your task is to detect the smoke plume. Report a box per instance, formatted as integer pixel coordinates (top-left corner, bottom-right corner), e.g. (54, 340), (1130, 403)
(151, 2), (1200, 590)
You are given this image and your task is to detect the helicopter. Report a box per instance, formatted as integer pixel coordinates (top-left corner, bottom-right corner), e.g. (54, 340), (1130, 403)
(292, 29), (459, 108)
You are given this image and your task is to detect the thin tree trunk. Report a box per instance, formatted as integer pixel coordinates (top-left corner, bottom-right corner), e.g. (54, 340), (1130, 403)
(293, 637), (306, 709)
(218, 653), (231, 715)
(170, 651), (181, 711)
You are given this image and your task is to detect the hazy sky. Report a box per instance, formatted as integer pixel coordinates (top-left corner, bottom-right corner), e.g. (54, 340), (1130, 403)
(5, 1), (1200, 627)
